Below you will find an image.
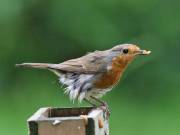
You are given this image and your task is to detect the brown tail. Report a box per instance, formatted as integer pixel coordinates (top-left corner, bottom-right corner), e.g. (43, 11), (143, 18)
(16, 63), (62, 76)
(15, 63), (53, 69)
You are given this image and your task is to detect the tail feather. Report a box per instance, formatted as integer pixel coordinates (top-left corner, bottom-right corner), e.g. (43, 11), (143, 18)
(16, 63), (62, 76)
(15, 63), (53, 69)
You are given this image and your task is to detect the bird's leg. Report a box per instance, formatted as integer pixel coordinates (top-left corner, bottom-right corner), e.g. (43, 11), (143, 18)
(90, 96), (110, 119)
(90, 96), (105, 105)
(84, 98), (97, 107)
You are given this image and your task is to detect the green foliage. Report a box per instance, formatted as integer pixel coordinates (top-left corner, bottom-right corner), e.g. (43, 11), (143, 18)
(0, 0), (180, 134)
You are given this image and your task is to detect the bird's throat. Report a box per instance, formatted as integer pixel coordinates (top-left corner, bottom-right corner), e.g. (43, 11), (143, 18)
(94, 56), (132, 89)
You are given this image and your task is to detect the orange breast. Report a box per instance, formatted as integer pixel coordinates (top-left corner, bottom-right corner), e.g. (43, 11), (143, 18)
(94, 56), (129, 89)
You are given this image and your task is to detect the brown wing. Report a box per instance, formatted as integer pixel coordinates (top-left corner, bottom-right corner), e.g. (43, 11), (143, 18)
(49, 51), (109, 74)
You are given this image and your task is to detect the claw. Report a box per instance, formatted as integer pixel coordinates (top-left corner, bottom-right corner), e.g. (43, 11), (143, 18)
(99, 102), (110, 119)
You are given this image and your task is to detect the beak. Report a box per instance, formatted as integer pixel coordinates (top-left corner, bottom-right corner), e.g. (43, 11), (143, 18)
(138, 50), (151, 55)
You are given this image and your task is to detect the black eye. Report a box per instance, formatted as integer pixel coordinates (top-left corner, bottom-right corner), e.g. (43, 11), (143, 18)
(123, 49), (129, 54)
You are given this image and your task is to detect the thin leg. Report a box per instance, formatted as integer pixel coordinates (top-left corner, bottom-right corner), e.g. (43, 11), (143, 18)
(90, 96), (110, 119)
(90, 96), (105, 105)
(84, 98), (97, 107)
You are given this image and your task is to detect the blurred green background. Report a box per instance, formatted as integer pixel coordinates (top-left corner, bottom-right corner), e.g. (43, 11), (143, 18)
(0, 0), (180, 135)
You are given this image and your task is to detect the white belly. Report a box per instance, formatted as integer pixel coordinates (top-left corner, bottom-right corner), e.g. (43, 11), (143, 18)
(59, 72), (112, 102)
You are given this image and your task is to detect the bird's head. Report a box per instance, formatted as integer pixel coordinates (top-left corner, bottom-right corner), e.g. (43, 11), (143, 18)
(110, 44), (151, 65)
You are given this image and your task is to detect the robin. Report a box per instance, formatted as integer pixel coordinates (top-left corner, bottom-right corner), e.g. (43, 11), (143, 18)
(16, 44), (150, 115)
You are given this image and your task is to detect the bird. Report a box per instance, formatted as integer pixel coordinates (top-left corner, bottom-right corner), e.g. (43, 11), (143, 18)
(16, 44), (151, 113)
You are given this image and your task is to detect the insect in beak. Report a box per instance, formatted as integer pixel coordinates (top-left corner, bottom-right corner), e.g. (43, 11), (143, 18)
(138, 50), (151, 55)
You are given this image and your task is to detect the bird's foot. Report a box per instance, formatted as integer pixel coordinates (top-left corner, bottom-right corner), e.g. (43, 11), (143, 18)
(89, 96), (110, 119)
(99, 101), (110, 120)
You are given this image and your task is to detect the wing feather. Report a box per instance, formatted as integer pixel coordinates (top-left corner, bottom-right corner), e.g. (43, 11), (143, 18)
(49, 51), (109, 74)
